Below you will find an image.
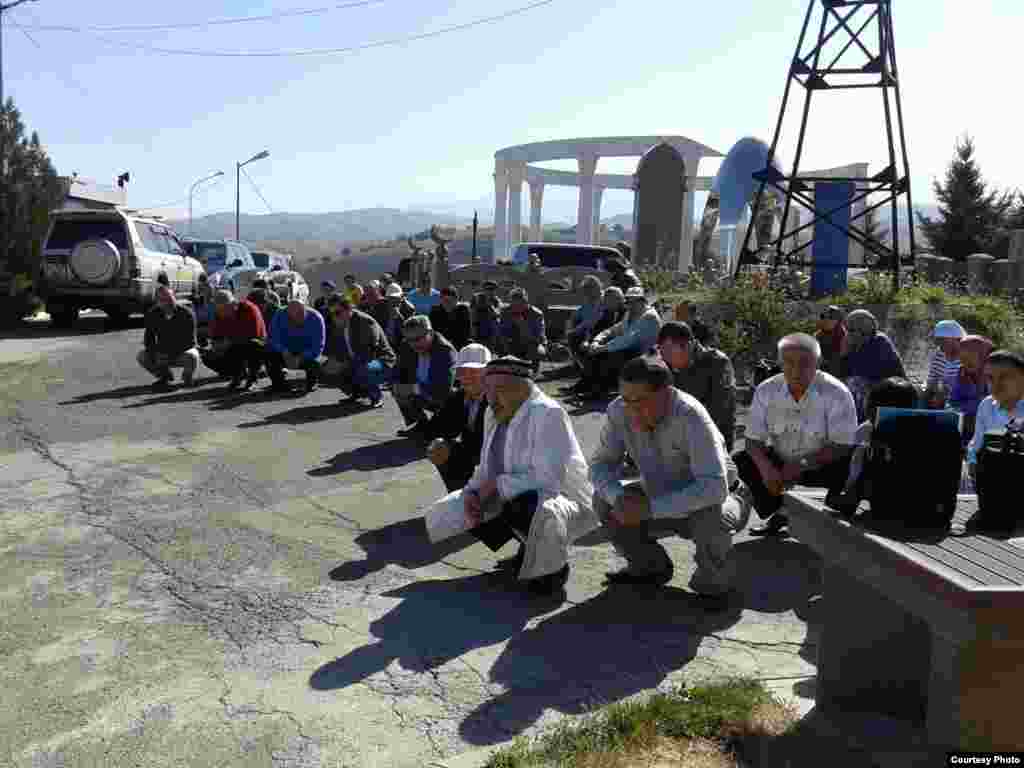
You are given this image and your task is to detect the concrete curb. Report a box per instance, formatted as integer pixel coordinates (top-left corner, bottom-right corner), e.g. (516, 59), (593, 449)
(426, 745), (503, 768)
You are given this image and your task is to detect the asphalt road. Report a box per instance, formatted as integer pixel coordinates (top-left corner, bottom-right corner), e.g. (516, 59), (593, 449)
(0, 317), (821, 768)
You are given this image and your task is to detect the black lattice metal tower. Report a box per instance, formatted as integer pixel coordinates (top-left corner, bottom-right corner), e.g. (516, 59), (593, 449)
(736, 0), (915, 291)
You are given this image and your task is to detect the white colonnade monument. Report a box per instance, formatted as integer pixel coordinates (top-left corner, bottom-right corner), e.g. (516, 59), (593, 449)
(491, 136), (724, 269)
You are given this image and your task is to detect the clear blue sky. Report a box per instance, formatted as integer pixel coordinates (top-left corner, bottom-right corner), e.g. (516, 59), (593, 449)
(5, 0), (1022, 223)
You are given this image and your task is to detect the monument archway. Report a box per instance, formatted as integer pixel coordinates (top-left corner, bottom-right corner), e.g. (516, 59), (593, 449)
(492, 136), (724, 270)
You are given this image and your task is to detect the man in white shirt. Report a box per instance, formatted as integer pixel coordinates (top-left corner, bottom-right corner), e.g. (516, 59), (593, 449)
(589, 355), (749, 606)
(436, 356), (597, 598)
(736, 333), (859, 536)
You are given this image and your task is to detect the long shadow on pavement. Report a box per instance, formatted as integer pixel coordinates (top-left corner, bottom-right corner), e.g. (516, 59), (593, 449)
(310, 571), (564, 693)
(59, 383), (165, 405)
(236, 402), (355, 428)
(328, 518), (477, 582)
(458, 587), (743, 745)
(120, 378), (235, 408)
(308, 438), (423, 477)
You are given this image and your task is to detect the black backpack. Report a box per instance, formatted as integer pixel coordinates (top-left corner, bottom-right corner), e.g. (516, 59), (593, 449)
(974, 421), (1024, 533)
(866, 410), (963, 529)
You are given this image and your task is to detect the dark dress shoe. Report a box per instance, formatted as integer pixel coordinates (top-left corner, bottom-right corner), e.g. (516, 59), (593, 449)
(604, 568), (674, 587)
(397, 422), (427, 437)
(749, 515), (788, 537)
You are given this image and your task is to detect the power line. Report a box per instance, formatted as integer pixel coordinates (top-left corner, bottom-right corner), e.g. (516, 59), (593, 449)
(18, 0), (385, 32)
(241, 167), (274, 214)
(8, 10), (92, 99)
(28, 0), (558, 58)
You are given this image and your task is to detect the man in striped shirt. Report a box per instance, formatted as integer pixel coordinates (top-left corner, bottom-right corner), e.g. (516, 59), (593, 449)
(925, 319), (965, 406)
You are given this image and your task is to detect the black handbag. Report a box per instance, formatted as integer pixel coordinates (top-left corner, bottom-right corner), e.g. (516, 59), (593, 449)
(974, 420), (1024, 532)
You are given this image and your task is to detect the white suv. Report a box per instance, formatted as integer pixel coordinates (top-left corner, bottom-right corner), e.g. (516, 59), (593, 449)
(39, 209), (205, 327)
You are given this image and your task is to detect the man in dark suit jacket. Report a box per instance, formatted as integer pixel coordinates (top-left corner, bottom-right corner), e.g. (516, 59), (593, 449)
(657, 321), (737, 451)
(429, 286), (472, 351)
(323, 294), (396, 408)
(424, 343), (491, 491)
(393, 315), (457, 437)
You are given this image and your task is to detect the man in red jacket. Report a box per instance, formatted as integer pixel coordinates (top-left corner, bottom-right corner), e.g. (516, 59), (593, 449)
(202, 289), (268, 390)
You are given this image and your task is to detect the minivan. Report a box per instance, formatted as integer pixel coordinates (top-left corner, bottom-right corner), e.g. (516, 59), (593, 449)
(510, 242), (624, 270)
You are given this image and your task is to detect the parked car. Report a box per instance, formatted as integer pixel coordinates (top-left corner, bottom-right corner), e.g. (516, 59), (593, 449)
(180, 238), (256, 293)
(39, 208), (204, 327)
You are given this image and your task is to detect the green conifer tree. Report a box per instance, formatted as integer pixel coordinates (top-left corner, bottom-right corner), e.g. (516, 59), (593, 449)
(917, 135), (1013, 261)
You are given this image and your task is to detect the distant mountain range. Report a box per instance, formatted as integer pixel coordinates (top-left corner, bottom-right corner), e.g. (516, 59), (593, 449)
(175, 209), (474, 244)
(177, 202), (940, 253)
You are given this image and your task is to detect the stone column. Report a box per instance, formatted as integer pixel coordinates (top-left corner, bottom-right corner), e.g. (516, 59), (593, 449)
(591, 185), (605, 244)
(528, 179), (545, 242)
(678, 174), (695, 272)
(507, 163), (524, 257)
(493, 160), (507, 264)
(577, 152), (598, 245)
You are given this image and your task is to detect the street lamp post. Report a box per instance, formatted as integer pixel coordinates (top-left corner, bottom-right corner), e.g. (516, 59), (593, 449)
(188, 171), (224, 235)
(235, 150), (269, 241)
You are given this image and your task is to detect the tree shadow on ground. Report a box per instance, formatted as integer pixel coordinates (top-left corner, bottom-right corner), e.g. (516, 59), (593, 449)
(458, 587), (743, 746)
(309, 571), (564, 692)
(308, 438), (423, 478)
(236, 402), (354, 428)
(327, 518), (477, 583)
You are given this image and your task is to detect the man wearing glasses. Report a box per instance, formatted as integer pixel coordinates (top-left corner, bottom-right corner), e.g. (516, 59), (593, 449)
(589, 354), (748, 607)
(322, 294), (395, 408)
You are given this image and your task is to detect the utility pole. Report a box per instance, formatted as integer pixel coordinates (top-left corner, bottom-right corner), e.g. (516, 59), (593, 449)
(0, 0), (39, 271)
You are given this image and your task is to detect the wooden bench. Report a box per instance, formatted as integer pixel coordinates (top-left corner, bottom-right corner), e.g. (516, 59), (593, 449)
(783, 490), (1024, 750)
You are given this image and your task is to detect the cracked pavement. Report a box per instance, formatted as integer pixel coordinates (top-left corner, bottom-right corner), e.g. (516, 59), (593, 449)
(0, 318), (823, 767)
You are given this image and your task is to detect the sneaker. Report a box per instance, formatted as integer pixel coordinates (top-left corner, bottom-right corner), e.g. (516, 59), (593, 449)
(242, 375), (259, 391)
(367, 397), (384, 409)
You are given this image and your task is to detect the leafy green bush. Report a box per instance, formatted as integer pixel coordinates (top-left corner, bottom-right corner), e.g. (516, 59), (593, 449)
(947, 295), (1020, 348)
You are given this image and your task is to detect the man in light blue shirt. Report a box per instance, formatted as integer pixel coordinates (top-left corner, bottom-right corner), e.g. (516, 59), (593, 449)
(589, 355), (749, 607)
(406, 274), (441, 316)
(965, 349), (1024, 478)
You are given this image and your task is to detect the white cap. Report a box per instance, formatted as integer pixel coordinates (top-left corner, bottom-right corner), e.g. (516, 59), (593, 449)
(385, 283), (403, 298)
(455, 343), (492, 369)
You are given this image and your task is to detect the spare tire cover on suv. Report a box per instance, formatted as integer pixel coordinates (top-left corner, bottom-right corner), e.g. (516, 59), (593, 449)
(70, 239), (121, 285)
